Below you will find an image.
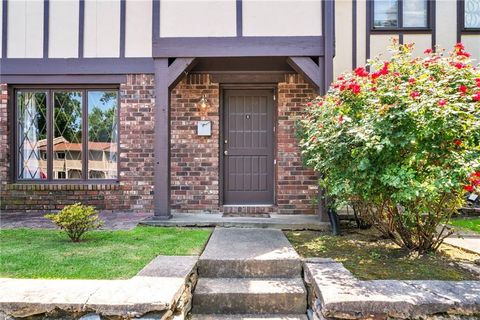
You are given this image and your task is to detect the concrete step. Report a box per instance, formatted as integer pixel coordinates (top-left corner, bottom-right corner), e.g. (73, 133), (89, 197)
(190, 315), (308, 319)
(191, 278), (307, 315)
(198, 228), (302, 278)
(222, 205), (277, 218)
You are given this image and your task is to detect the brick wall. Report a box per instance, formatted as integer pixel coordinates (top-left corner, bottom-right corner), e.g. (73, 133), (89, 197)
(170, 74), (220, 212)
(277, 74), (318, 214)
(0, 75), (156, 212)
(0, 72), (318, 214)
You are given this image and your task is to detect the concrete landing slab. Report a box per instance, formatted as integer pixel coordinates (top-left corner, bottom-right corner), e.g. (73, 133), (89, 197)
(444, 231), (480, 255)
(0, 255), (197, 318)
(198, 228), (302, 277)
(141, 213), (329, 231)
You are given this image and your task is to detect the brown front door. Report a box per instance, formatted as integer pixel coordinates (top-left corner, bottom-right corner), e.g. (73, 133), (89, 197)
(223, 89), (275, 205)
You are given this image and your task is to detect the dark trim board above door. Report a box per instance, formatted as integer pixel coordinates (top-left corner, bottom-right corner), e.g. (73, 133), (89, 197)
(153, 36), (324, 58)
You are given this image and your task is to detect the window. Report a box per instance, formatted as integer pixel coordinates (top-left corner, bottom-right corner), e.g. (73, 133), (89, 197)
(15, 88), (119, 182)
(463, 0), (480, 29)
(373, 0), (429, 29)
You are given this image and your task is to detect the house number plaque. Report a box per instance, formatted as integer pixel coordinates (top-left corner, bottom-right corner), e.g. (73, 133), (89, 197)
(197, 120), (212, 136)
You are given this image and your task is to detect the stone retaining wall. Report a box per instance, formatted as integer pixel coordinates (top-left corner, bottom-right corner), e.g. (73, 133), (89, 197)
(304, 258), (480, 320)
(0, 256), (198, 320)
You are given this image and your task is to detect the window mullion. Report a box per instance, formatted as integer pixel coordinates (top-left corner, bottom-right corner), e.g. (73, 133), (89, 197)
(47, 90), (53, 181)
(398, 0), (404, 28)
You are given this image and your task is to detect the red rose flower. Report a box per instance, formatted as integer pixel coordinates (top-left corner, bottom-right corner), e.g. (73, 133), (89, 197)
(459, 85), (468, 94)
(438, 99), (447, 107)
(455, 43), (465, 52)
(424, 48), (433, 54)
(464, 185), (474, 192)
(451, 62), (467, 69)
(410, 91), (421, 99)
(371, 87), (377, 92)
(306, 102), (312, 107)
(454, 139), (462, 146)
(476, 78), (480, 87)
(380, 62), (389, 75)
(408, 78), (416, 84)
(338, 115), (344, 124)
(473, 92), (480, 102)
(354, 67), (369, 77)
(350, 83), (361, 95)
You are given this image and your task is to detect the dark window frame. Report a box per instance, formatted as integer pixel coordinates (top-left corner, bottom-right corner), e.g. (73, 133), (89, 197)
(459, 0), (480, 33)
(370, 0), (434, 32)
(12, 85), (120, 184)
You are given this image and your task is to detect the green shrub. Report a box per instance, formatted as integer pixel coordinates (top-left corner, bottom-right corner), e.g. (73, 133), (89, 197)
(297, 42), (480, 253)
(45, 203), (103, 242)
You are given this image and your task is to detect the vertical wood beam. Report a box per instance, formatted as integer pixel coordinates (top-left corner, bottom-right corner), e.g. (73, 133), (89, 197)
(318, 0), (336, 222)
(2, 0), (8, 58)
(154, 58), (171, 219)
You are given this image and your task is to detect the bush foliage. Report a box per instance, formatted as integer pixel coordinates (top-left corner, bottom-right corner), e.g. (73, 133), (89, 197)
(297, 42), (480, 253)
(45, 203), (103, 242)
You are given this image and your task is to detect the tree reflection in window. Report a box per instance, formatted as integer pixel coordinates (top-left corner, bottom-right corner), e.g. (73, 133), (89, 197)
(88, 91), (118, 179)
(17, 91), (48, 180)
(53, 91), (83, 180)
(465, 0), (480, 28)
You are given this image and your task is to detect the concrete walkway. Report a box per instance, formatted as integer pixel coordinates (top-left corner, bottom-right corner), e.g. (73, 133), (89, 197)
(0, 211), (153, 230)
(191, 228), (307, 318)
(142, 213), (329, 231)
(444, 229), (480, 255)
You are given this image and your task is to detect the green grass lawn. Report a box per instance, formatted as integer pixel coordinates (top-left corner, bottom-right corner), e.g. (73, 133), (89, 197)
(286, 228), (479, 281)
(0, 227), (211, 279)
(450, 218), (480, 234)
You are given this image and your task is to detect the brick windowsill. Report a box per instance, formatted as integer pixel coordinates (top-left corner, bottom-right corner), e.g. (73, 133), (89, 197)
(6, 183), (121, 191)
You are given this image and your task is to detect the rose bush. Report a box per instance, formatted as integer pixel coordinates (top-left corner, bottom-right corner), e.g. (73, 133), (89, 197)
(297, 42), (480, 253)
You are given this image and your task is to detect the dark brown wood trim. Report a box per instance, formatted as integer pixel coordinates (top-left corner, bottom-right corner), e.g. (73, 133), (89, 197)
(286, 57), (320, 91)
(78, 0), (85, 58)
(322, 0), (334, 94)
(431, 0), (436, 49)
(2, 0), (8, 58)
(366, 0), (372, 61)
(168, 58), (197, 88)
(43, 0), (49, 58)
(153, 58), (171, 219)
(352, 0), (357, 69)
(120, 0), (126, 58)
(209, 73), (286, 84)
(152, 0), (160, 40)
(2, 75), (128, 84)
(0, 58), (154, 75)
(236, 0), (243, 37)
(153, 36), (324, 58)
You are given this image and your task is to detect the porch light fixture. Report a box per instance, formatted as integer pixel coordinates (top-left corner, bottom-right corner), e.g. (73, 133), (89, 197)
(197, 94), (210, 111)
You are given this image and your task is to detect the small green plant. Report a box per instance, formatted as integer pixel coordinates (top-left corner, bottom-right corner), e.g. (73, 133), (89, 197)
(45, 203), (103, 242)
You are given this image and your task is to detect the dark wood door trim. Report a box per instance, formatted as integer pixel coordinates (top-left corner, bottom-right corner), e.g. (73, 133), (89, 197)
(220, 88), (276, 205)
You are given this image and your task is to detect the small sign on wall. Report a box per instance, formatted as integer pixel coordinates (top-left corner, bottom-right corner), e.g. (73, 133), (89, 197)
(197, 120), (212, 136)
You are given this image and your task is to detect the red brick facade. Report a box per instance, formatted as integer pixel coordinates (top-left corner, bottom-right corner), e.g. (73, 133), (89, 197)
(0, 73), (318, 214)
(0, 75), (155, 212)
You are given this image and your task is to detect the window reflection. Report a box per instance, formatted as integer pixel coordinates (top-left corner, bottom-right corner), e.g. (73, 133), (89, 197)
(88, 91), (118, 179)
(53, 91), (83, 180)
(374, 0), (398, 27)
(17, 91), (48, 180)
(403, 0), (428, 28)
(465, 0), (480, 28)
